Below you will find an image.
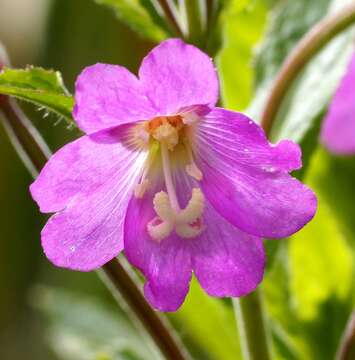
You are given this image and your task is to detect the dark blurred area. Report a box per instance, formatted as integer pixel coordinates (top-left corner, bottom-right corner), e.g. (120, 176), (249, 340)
(0, 1), (153, 358)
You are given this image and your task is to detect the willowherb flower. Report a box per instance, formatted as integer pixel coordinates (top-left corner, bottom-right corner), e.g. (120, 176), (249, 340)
(321, 52), (355, 155)
(30, 39), (317, 311)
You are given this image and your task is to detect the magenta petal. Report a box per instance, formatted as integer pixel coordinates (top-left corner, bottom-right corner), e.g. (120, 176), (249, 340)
(139, 39), (219, 115)
(40, 149), (145, 271)
(30, 124), (145, 213)
(321, 52), (355, 154)
(73, 63), (157, 134)
(192, 203), (265, 297)
(31, 126), (147, 271)
(124, 185), (192, 312)
(173, 171), (265, 297)
(41, 180), (123, 271)
(196, 108), (317, 238)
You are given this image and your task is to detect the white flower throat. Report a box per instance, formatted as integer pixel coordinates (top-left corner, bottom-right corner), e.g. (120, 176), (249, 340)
(134, 113), (206, 242)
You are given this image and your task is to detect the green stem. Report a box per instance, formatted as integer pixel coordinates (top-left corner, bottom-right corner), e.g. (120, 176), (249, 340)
(336, 311), (355, 360)
(238, 4), (355, 360)
(233, 290), (271, 360)
(261, 1), (355, 136)
(182, 0), (206, 47)
(156, 0), (185, 38)
(0, 82), (189, 360)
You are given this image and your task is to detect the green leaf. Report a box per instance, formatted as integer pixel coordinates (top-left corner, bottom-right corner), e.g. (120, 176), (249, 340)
(249, 0), (355, 144)
(0, 66), (74, 124)
(263, 146), (355, 360)
(306, 147), (355, 252)
(289, 197), (353, 321)
(171, 277), (242, 360)
(218, 0), (267, 110)
(32, 286), (160, 360)
(94, 0), (167, 42)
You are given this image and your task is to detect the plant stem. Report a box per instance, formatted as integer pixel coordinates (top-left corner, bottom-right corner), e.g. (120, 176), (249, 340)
(233, 290), (271, 360)
(0, 97), (189, 360)
(100, 258), (189, 360)
(241, 4), (355, 360)
(261, 1), (355, 136)
(182, 0), (206, 47)
(336, 311), (355, 360)
(156, 0), (185, 38)
(0, 98), (51, 177)
(228, 2), (355, 356)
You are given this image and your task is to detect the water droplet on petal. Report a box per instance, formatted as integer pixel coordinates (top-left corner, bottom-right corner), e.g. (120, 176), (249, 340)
(263, 165), (276, 173)
(69, 245), (76, 252)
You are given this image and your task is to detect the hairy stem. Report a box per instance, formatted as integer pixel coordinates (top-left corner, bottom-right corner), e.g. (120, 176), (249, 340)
(261, 2), (355, 136)
(336, 311), (355, 360)
(233, 290), (271, 360)
(0, 97), (189, 360)
(0, 98), (51, 177)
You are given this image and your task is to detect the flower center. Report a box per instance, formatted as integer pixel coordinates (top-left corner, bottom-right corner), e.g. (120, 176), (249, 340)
(149, 115), (184, 151)
(134, 112), (206, 242)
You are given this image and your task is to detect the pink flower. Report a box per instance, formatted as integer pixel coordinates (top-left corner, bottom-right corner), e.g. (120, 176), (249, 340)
(321, 52), (355, 154)
(30, 39), (317, 311)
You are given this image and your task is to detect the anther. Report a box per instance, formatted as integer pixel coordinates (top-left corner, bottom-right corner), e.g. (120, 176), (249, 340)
(186, 163), (203, 181)
(152, 122), (179, 150)
(134, 179), (150, 198)
(182, 111), (199, 125)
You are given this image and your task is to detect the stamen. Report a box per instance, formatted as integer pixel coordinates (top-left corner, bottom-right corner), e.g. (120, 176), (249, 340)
(134, 179), (150, 198)
(152, 122), (179, 150)
(184, 142), (203, 181)
(182, 111), (199, 125)
(186, 163), (203, 181)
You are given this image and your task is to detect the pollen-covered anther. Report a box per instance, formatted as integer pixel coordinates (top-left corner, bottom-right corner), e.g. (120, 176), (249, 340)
(147, 188), (206, 242)
(134, 179), (150, 198)
(152, 122), (179, 150)
(186, 163), (203, 181)
(182, 111), (200, 125)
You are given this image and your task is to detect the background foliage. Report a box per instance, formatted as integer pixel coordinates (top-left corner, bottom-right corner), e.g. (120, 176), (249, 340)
(0, 0), (354, 359)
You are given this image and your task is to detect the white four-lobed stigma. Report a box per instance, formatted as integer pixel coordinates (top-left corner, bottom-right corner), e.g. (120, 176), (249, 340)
(147, 188), (205, 242)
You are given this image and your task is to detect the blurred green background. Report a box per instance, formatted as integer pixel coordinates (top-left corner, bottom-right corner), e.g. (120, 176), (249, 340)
(0, 0), (354, 359)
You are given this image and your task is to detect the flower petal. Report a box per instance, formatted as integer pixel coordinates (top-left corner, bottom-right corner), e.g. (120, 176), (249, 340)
(73, 63), (157, 134)
(139, 39), (218, 115)
(175, 171), (265, 297)
(41, 148), (146, 271)
(32, 126), (147, 271)
(30, 124), (145, 213)
(124, 183), (192, 312)
(321, 52), (355, 154)
(195, 108), (317, 238)
(192, 204), (265, 297)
